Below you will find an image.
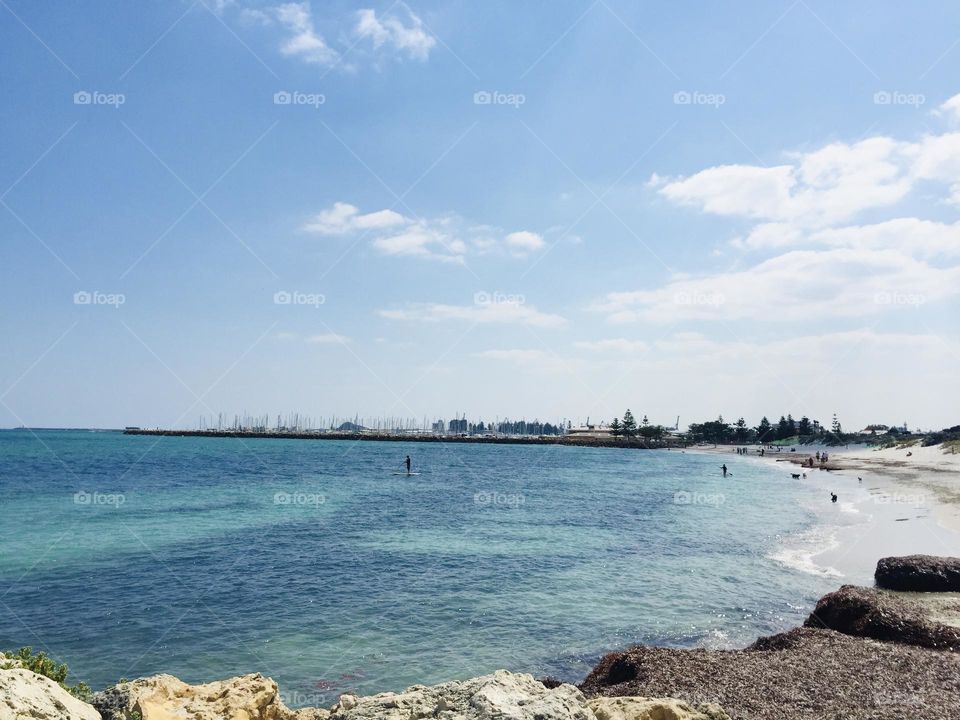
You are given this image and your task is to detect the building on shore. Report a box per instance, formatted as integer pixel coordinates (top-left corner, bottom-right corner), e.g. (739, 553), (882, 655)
(566, 424), (614, 439)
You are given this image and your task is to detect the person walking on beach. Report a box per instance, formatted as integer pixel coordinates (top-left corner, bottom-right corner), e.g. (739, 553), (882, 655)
(721, 464), (728, 478)
(404, 455), (412, 475)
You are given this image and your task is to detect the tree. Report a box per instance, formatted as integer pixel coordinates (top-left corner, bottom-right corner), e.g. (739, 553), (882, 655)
(756, 416), (773, 443)
(831, 413), (842, 437)
(787, 414), (797, 437)
(610, 418), (622, 438)
(798, 416), (812, 436)
(622, 409), (637, 439)
(776, 415), (790, 440)
(734, 417), (749, 443)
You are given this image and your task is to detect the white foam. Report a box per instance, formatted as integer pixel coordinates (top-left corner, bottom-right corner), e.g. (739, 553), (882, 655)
(768, 527), (843, 577)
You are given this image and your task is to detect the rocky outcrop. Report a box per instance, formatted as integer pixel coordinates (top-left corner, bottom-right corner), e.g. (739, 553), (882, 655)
(875, 554), (960, 591)
(804, 584), (960, 649)
(92, 673), (326, 720)
(327, 671), (591, 720)
(87, 670), (732, 720)
(587, 696), (731, 720)
(0, 668), (100, 720)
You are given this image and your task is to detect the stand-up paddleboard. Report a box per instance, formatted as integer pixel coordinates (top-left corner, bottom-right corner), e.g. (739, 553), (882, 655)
(392, 471), (422, 476)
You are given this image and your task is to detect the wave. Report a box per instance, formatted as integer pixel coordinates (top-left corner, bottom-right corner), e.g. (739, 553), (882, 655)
(768, 526), (843, 577)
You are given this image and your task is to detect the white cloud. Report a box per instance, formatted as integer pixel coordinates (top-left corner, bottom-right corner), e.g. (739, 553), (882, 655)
(935, 93), (960, 124)
(738, 218), (960, 258)
(660, 137), (913, 228)
(593, 248), (960, 323)
(271, 2), (338, 65)
(302, 202), (406, 235)
(235, 2), (435, 68)
(505, 230), (545, 254)
(372, 222), (466, 264)
(201, 0), (235, 14)
(353, 8), (436, 61)
(379, 302), (566, 328)
(302, 201), (548, 263)
(907, 131), (960, 204)
(641, 104), (960, 330)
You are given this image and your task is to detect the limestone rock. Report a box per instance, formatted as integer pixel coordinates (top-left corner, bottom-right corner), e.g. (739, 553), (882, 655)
(328, 670), (591, 720)
(92, 672), (327, 720)
(0, 668), (100, 720)
(588, 696), (730, 720)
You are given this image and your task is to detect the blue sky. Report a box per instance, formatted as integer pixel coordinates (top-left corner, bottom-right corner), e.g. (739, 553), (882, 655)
(2, 0), (959, 430)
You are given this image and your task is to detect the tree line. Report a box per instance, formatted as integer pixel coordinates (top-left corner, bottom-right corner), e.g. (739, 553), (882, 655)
(685, 413), (847, 444)
(609, 409), (666, 441)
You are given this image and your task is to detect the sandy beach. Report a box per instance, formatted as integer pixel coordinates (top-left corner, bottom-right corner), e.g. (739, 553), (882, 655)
(827, 443), (960, 532)
(686, 442), (960, 579)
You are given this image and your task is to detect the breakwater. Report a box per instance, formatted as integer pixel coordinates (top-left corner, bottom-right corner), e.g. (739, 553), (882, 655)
(122, 428), (678, 448)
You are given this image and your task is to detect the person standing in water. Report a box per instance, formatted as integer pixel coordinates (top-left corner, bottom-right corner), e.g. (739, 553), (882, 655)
(831, 492), (838, 503)
(404, 455), (412, 475)
(721, 464), (728, 477)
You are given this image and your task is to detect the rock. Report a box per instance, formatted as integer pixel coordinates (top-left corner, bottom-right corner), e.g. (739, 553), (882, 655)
(803, 584), (960, 649)
(0, 668), (101, 720)
(875, 554), (960, 591)
(92, 673), (327, 720)
(328, 670), (592, 720)
(588, 696), (731, 720)
(579, 627), (960, 720)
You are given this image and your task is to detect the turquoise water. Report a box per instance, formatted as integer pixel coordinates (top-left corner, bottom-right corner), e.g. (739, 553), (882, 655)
(0, 430), (853, 705)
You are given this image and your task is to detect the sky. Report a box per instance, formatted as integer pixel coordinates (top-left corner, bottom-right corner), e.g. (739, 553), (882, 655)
(1, 0), (959, 431)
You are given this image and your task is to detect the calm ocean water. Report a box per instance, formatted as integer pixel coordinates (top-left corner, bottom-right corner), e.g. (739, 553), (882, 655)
(0, 430), (862, 705)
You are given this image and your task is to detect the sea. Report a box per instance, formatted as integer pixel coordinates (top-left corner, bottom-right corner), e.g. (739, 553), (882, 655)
(0, 429), (953, 706)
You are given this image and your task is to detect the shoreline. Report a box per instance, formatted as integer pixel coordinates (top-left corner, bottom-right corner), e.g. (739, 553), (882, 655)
(687, 442), (960, 581)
